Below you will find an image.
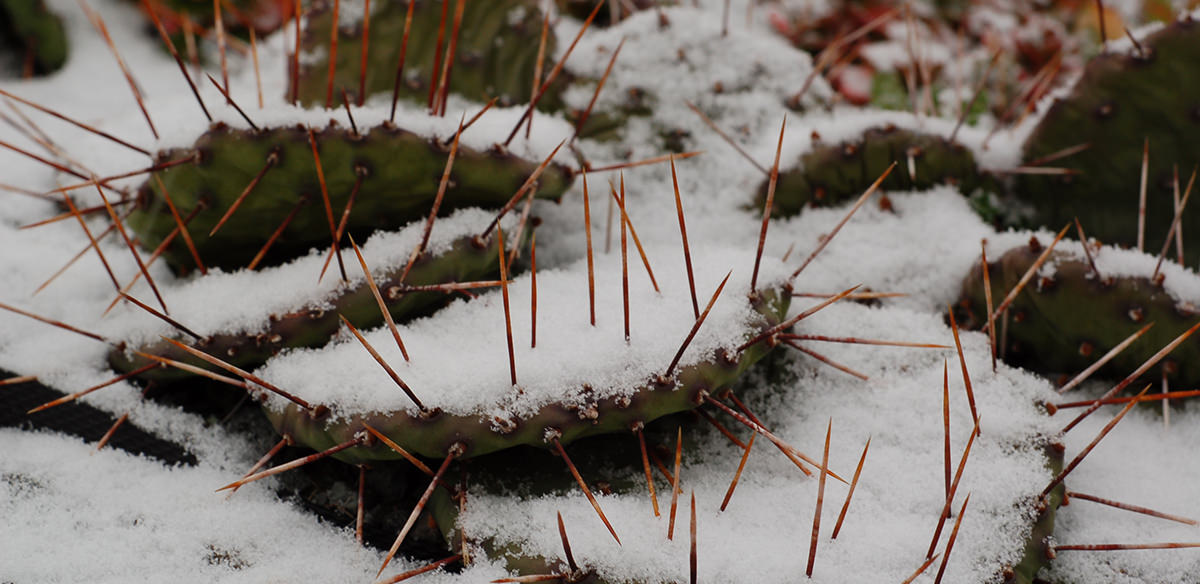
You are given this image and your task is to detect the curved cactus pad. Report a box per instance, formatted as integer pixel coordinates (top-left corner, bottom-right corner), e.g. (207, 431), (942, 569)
(1016, 19), (1200, 253)
(0, 0), (68, 75)
(108, 229), (508, 383)
(759, 125), (980, 218)
(1004, 441), (1064, 584)
(261, 285), (790, 462)
(293, 0), (563, 110)
(956, 237), (1200, 387)
(130, 121), (572, 271)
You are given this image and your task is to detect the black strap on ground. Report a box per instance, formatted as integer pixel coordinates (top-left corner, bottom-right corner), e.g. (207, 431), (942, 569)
(0, 370), (196, 466)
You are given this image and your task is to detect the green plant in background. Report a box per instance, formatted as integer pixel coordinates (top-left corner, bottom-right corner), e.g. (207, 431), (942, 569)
(111, 108), (575, 383)
(291, 0), (646, 142)
(0, 0), (68, 75)
(1015, 19), (1200, 254)
(293, 0), (562, 109)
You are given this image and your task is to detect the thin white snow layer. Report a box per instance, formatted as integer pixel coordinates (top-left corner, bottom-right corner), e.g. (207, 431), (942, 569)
(258, 244), (789, 419)
(979, 232), (1200, 308)
(0, 428), (512, 584)
(99, 208), (519, 347)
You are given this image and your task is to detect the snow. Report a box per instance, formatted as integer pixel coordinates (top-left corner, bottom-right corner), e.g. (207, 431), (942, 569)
(0, 428), (511, 584)
(0, 428), (380, 583)
(1041, 406), (1200, 584)
(462, 302), (1059, 583)
(100, 208), (520, 347)
(1, 0), (1198, 583)
(978, 234), (1200, 308)
(258, 244), (787, 419)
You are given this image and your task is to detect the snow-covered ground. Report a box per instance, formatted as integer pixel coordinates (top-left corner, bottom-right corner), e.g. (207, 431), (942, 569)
(1, 1), (1198, 582)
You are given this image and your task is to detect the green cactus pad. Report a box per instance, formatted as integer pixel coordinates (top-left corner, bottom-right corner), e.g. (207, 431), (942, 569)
(758, 125), (982, 218)
(263, 288), (790, 463)
(1016, 19), (1200, 254)
(1002, 441), (1064, 584)
(956, 238), (1200, 387)
(292, 0), (565, 110)
(0, 0), (68, 75)
(130, 121), (572, 272)
(108, 231), (506, 382)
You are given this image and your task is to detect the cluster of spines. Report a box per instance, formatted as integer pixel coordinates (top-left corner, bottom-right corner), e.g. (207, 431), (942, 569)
(288, 0), (642, 144)
(956, 237), (1200, 388)
(108, 232), (508, 382)
(264, 287), (790, 463)
(292, 0), (564, 110)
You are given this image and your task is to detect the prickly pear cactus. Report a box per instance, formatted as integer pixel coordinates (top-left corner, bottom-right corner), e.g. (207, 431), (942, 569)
(1004, 441), (1065, 584)
(292, 0), (564, 109)
(263, 287), (789, 462)
(108, 230), (507, 381)
(956, 236), (1200, 387)
(0, 0), (68, 75)
(131, 121), (572, 271)
(1016, 18), (1200, 253)
(760, 125), (983, 218)
(7, 1), (1200, 582)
